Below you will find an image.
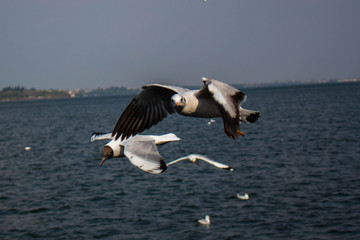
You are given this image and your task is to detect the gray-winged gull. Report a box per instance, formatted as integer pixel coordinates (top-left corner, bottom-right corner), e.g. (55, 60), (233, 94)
(91, 132), (179, 174)
(91, 132), (234, 174)
(167, 154), (234, 171)
(112, 77), (260, 140)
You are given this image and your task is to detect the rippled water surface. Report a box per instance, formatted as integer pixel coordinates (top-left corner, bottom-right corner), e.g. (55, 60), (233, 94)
(1, 83), (360, 239)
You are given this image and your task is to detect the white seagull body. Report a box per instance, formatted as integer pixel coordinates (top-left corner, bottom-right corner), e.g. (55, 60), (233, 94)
(112, 77), (260, 140)
(208, 119), (216, 125)
(91, 133), (234, 174)
(198, 215), (210, 225)
(237, 193), (249, 200)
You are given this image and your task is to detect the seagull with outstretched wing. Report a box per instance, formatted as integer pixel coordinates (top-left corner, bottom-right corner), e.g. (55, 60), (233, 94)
(91, 132), (234, 174)
(167, 154), (234, 171)
(92, 132), (180, 174)
(112, 77), (260, 140)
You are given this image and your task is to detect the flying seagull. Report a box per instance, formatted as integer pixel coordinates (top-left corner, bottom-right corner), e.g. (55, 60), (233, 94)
(91, 132), (234, 174)
(167, 154), (234, 171)
(112, 77), (260, 141)
(91, 132), (180, 174)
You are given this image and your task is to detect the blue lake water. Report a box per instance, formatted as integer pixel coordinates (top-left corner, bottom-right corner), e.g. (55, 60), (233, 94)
(1, 83), (360, 239)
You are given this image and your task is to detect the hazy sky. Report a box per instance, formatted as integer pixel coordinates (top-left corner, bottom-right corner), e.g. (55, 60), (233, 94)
(1, 0), (359, 89)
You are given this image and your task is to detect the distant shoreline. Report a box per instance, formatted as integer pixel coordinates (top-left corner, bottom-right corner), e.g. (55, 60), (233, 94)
(1, 80), (359, 102)
(0, 86), (139, 102)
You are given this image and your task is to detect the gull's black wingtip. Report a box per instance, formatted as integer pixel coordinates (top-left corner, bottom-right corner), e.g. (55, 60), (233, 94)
(160, 160), (168, 173)
(92, 132), (106, 136)
(246, 112), (260, 123)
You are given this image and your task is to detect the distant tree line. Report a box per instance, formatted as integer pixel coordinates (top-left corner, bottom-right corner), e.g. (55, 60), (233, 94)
(2, 86), (26, 92)
(0, 86), (139, 101)
(0, 86), (70, 101)
(85, 87), (138, 97)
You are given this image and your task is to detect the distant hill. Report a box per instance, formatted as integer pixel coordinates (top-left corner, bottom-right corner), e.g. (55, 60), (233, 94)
(1, 78), (358, 102)
(0, 86), (139, 102)
(0, 86), (70, 101)
(71, 87), (139, 98)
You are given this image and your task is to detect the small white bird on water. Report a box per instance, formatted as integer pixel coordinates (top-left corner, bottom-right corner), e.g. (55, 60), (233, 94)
(91, 133), (234, 174)
(198, 215), (210, 225)
(207, 119), (216, 125)
(237, 193), (249, 200)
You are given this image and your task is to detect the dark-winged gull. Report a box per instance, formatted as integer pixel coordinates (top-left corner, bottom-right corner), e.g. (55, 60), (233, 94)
(112, 77), (260, 140)
(91, 132), (234, 174)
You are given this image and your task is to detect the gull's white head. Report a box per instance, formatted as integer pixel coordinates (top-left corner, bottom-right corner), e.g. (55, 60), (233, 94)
(171, 94), (186, 109)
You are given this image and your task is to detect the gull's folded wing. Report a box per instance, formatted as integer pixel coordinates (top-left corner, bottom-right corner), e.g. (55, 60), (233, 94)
(197, 78), (246, 139)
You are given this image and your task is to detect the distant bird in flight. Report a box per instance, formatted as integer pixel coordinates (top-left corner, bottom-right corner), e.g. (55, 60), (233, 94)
(91, 132), (234, 174)
(112, 77), (260, 141)
(167, 154), (234, 171)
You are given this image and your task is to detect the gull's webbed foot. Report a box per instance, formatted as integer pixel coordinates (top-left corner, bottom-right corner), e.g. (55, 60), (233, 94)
(237, 130), (245, 137)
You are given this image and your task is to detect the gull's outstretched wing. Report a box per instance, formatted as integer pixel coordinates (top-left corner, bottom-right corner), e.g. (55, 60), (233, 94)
(165, 157), (186, 166)
(91, 132), (180, 145)
(191, 154), (234, 171)
(167, 154), (234, 171)
(90, 132), (113, 142)
(197, 78), (246, 139)
(142, 133), (180, 145)
(112, 84), (188, 140)
(123, 138), (167, 174)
